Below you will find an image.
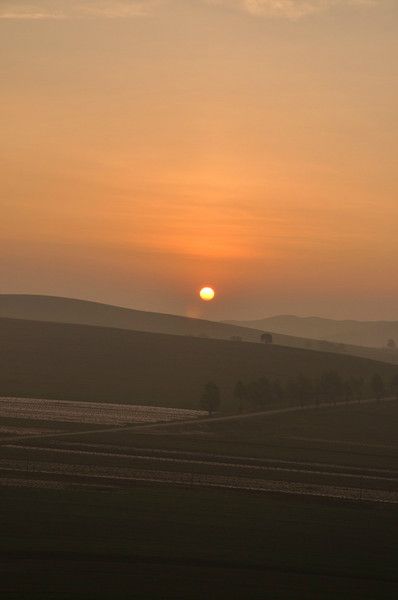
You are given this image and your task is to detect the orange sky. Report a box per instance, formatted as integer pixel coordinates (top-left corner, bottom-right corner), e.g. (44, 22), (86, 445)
(1, 1), (397, 319)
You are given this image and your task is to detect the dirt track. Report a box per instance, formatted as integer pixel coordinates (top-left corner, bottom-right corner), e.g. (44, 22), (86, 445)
(0, 395), (395, 446)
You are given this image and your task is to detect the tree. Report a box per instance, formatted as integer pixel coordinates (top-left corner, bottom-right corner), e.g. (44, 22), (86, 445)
(200, 382), (220, 416)
(296, 374), (314, 407)
(391, 373), (398, 400)
(234, 381), (246, 413)
(286, 377), (309, 407)
(387, 339), (396, 350)
(343, 379), (354, 403)
(350, 376), (364, 403)
(370, 373), (385, 402)
(246, 380), (263, 410)
(286, 377), (299, 406)
(319, 371), (343, 405)
(260, 332), (273, 344)
(272, 379), (285, 405)
(313, 377), (322, 407)
(257, 377), (274, 408)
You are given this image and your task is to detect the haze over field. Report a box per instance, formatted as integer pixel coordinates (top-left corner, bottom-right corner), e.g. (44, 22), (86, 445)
(2, 4), (398, 599)
(1, 315), (397, 408)
(2, 294), (398, 366)
(228, 315), (398, 348)
(1, 0), (398, 321)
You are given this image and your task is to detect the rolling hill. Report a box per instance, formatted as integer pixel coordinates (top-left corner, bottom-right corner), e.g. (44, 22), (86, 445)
(0, 294), (266, 342)
(1, 295), (398, 366)
(0, 317), (396, 410)
(227, 314), (398, 349)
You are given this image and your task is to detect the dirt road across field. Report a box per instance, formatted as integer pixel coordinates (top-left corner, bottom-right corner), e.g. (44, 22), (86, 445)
(0, 395), (396, 446)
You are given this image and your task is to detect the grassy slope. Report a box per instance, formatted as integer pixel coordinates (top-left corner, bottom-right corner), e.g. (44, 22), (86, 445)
(1, 317), (397, 410)
(1, 485), (397, 599)
(2, 294), (398, 366)
(0, 294), (266, 342)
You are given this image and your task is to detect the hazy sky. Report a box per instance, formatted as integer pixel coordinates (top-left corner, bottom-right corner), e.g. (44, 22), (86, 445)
(1, 0), (397, 320)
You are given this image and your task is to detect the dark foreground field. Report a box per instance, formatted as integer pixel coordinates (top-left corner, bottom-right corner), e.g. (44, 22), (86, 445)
(1, 400), (398, 598)
(1, 485), (397, 600)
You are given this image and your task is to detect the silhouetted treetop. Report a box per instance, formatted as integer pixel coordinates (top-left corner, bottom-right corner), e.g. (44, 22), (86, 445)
(200, 382), (220, 416)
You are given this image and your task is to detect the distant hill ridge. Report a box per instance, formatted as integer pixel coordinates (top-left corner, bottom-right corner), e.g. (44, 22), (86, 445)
(226, 314), (398, 348)
(0, 294), (264, 342)
(1, 295), (397, 365)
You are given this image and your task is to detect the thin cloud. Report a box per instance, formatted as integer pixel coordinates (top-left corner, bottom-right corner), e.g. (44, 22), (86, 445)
(0, 1), (159, 19)
(208, 0), (379, 19)
(0, 0), (381, 20)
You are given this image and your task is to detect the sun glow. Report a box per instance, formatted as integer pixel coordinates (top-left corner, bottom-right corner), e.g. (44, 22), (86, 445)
(199, 286), (215, 301)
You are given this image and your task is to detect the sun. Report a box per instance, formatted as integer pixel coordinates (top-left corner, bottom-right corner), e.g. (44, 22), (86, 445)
(199, 286), (215, 301)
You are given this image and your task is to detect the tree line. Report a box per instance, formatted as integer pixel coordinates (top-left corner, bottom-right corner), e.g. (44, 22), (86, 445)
(200, 371), (398, 415)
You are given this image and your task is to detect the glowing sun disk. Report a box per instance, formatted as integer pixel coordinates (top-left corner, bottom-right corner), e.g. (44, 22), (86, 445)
(199, 286), (215, 301)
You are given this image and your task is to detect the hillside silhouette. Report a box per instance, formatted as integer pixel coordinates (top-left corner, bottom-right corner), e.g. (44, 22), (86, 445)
(227, 314), (398, 349)
(1, 295), (397, 366)
(0, 317), (396, 409)
(0, 294), (265, 341)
